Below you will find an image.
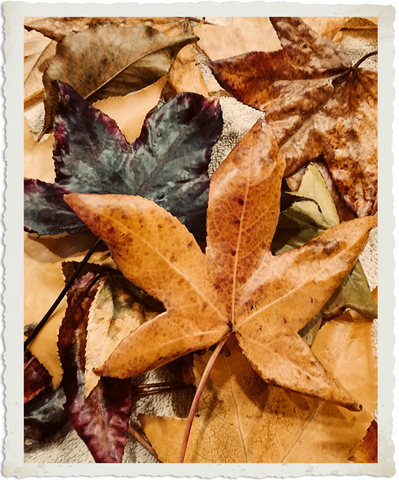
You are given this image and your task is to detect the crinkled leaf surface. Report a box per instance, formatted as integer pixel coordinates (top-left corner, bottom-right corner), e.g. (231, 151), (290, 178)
(58, 272), (131, 463)
(25, 82), (223, 237)
(41, 24), (197, 135)
(66, 119), (377, 409)
(141, 308), (377, 463)
(24, 17), (189, 42)
(272, 164), (377, 319)
(208, 17), (377, 217)
(24, 349), (52, 404)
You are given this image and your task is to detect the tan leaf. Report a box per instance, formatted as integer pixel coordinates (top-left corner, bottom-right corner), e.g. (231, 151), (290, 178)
(25, 231), (116, 387)
(301, 17), (349, 39)
(193, 17), (281, 61)
(168, 44), (208, 97)
(93, 76), (167, 144)
(141, 304), (377, 463)
(66, 119), (376, 409)
(24, 29), (56, 105)
(84, 277), (147, 397)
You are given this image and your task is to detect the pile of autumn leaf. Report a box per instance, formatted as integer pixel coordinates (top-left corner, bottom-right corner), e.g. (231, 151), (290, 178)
(24, 16), (378, 464)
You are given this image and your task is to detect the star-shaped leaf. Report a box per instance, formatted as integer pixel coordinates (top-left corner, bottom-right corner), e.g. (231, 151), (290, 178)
(65, 119), (377, 410)
(24, 81), (223, 238)
(208, 17), (377, 217)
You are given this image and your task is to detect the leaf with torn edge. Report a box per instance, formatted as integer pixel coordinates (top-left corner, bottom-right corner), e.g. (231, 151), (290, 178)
(58, 271), (131, 463)
(25, 81), (223, 238)
(141, 302), (377, 463)
(272, 164), (377, 319)
(66, 119), (377, 410)
(208, 17), (377, 217)
(41, 24), (198, 135)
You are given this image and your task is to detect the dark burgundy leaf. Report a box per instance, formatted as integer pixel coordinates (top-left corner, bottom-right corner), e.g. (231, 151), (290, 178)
(24, 349), (52, 404)
(25, 81), (223, 238)
(58, 272), (131, 463)
(24, 386), (69, 444)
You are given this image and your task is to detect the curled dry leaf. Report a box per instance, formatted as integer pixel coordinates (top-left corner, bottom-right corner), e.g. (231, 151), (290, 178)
(41, 24), (198, 136)
(25, 82), (223, 237)
(272, 164), (377, 319)
(65, 119), (377, 410)
(141, 300), (377, 463)
(208, 17), (377, 217)
(58, 272), (131, 463)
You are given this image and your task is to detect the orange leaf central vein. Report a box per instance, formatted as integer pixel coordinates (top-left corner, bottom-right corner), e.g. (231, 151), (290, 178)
(231, 164), (251, 326)
(110, 214), (225, 322)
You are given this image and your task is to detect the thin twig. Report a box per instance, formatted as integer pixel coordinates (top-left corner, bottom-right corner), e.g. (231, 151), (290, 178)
(178, 337), (229, 463)
(129, 425), (161, 461)
(134, 382), (193, 389)
(24, 238), (103, 349)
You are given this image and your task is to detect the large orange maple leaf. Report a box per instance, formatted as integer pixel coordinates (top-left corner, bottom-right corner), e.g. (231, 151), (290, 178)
(65, 119), (376, 410)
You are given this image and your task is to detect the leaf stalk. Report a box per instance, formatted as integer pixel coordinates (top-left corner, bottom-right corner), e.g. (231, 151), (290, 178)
(178, 337), (228, 463)
(24, 238), (103, 349)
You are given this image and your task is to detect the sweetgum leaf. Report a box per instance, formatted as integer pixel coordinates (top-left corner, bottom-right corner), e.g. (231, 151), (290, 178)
(24, 349), (52, 404)
(24, 82), (223, 237)
(41, 24), (198, 135)
(208, 17), (377, 217)
(58, 272), (131, 463)
(66, 119), (377, 410)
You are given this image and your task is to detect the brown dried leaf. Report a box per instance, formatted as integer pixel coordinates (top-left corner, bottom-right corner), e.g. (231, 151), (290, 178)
(193, 17), (281, 61)
(208, 17), (377, 217)
(66, 119), (376, 410)
(168, 44), (208, 97)
(41, 24), (197, 136)
(141, 306), (377, 463)
(24, 17), (188, 42)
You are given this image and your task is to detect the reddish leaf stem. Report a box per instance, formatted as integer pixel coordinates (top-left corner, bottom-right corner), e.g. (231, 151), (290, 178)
(128, 425), (161, 461)
(178, 337), (228, 463)
(134, 381), (193, 390)
(24, 238), (103, 349)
